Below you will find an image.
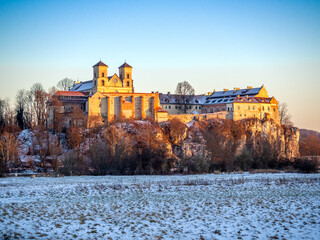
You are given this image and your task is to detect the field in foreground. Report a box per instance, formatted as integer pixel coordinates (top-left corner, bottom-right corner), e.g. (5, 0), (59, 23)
(0, 173), (319, 240)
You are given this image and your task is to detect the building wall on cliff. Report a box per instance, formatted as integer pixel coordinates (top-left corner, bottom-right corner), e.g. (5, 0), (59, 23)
(87, 92), (163, 125)
(167, 112), (228, 124)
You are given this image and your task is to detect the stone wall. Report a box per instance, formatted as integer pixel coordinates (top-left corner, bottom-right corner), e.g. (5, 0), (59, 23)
(167, 112), (228, 124)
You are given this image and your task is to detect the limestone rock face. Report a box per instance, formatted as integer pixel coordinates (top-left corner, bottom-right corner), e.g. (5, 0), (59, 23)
(283, 125), (300, 159)
(160, 121), (188, 146)
(241, 119), (300, 159)
(163, 119), (300, 161)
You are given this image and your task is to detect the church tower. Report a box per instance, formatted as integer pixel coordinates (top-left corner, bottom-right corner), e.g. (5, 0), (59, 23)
(92, 60), (108, 93)
(119, 62), (134, 93)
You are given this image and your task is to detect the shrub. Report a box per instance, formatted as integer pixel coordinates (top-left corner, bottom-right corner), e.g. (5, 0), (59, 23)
(294, 158), (317, 173)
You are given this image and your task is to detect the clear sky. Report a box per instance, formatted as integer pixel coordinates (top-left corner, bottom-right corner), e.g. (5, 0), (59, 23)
(0, 0), (319, 131)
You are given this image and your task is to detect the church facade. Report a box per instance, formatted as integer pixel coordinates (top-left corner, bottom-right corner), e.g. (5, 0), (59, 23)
(48, 61), (167, 129)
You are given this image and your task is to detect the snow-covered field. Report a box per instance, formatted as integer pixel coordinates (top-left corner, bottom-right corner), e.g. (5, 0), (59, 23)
(0, 173), (319, 240)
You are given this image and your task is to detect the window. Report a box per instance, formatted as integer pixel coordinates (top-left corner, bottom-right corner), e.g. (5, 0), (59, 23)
(175, 106), (177, 109)
(127, 81), (130, 87)
(244, 114), (246, 117)
(248, 106), (250, 110)
(127, 74), (130, 78)
(165, 106), (167, 109)
(238, 106), (240, 110)
(240, 114), (242, 117)
(169, 106), (171, 109)
(120, 74), (122, 79)
(102, 73), (105, 77)
(199, 106), (201, 109)
(268, 107), (270, 111)
(253, 106), (255, 110)
(273, 108), (276, 112)
(196, 106), (198, 109)
(262, 106), (265, 111)
(94, 73), (96, 78)
(102, 80), (105, 86)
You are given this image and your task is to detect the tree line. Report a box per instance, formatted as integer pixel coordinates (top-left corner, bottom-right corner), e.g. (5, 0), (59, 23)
(0, 78), (74, 175)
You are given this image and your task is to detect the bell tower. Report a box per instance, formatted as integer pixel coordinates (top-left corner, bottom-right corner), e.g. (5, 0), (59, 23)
(92, 60), (108, 93)
(119, 62), (134, 93)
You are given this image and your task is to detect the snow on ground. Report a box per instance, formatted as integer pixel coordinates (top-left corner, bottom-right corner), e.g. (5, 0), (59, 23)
(0, 173), (319, 239)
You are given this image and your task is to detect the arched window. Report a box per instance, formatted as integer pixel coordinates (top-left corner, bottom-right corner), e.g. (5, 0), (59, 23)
(101, 80), (105, 86)
(127, 81), (130, 87)
(102, 73), (105, 77)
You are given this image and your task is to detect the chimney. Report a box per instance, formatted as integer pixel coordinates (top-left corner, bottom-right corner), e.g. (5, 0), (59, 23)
(223, 88), (229, 92)
(247, 86), (252, 89)
(234, 87), (240, 91)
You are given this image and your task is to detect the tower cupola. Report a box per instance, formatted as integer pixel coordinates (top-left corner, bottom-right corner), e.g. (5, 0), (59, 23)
(119, 62), (133, 91)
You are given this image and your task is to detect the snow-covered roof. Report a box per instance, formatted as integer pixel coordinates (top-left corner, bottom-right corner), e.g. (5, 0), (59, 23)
(70, 80), (93, 92)
(206, 87), (261, 99)
(160, 87), (264, 106)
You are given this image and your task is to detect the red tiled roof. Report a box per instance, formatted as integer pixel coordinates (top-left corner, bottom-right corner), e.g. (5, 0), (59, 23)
(119, 62), (132, 68)
(155, 107), (167, 112)
(234, 96), (272, 103)
(255, 97), (272, 103)
(55, 91), (88, 97)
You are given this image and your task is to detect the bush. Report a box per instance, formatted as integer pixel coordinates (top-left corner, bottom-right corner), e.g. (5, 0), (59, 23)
(179, 155), (211, 174)
(294, 158), (317, 173)
(236, 150), (253, 171)
(59, 151), (86, 176)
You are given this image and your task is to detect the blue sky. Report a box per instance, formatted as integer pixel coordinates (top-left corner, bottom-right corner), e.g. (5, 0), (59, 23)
(0, 0), (319, 130)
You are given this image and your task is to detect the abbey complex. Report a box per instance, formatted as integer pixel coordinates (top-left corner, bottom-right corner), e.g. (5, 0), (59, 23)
(48, 60), (280, 128)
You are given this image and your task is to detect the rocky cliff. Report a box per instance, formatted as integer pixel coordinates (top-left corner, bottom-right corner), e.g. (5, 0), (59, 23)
(161, 118), (300, 161)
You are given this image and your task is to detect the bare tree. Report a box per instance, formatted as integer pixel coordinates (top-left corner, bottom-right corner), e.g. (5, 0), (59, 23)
(300, 135), (320, 156)
(57, 78), (74, 91)
(175, 81), (195, 113)
(0, 98), (10, 128)
(15, 89), (28, 129)
(0, 131), (19, 172)
(278, 102), (293, 126)
(24, 90), (34, 129)
(31, 83), (49, 127)
(48, 86), (58, 95)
